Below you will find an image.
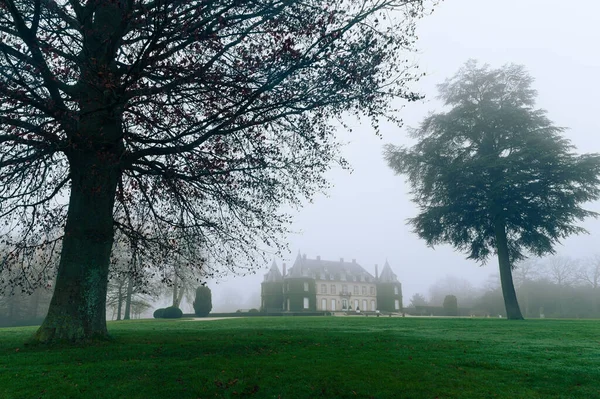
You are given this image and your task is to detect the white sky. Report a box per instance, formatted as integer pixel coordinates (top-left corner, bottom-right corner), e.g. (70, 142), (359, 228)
(205, 0), (600, 312)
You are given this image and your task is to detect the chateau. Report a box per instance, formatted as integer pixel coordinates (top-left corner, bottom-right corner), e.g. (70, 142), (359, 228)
(261, 254), (402, 313)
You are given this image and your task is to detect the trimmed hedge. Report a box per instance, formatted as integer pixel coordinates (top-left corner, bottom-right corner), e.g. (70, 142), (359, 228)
(153, 308), (166, 318)
(163, 306), (183, 318)
(193, 286), (212, 317)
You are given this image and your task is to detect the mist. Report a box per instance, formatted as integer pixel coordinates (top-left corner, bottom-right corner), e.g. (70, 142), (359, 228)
(191, 0), (600, 314)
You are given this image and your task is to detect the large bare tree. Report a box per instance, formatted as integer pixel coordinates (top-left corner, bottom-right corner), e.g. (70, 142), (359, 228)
(0, 0), (430, 342)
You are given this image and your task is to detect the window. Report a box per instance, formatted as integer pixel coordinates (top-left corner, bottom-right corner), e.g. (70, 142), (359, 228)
(395, 299), (400, 310)
(321, 284), (327, 294)
(342, 299), (348, 310)
(362, 299), (367, 311)
(342, 285), (348, 294)
(370, 286), (375, 295)
(304, 297), (309, 309)
(353, 285), (358, 295)
(331, 285), (336, 295)
(362, 286), (366, 295)
(394, 286), (399, 295)
(371, 300), (376, 311)
(354, 299), (359, 310)
(304, 282), (309, 292)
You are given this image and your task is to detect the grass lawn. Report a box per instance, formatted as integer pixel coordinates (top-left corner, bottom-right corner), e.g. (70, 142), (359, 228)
(1, 317), (599, 398)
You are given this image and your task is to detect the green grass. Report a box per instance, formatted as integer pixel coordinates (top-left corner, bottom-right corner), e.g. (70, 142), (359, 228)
(1, 317), (600, 398)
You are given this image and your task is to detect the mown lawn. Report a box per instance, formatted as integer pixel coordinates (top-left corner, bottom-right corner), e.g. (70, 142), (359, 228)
(1, 317), (599, 398)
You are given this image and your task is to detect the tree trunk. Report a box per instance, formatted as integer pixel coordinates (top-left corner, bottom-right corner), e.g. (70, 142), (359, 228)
(494, 217), (524, 320)
(172, 270), (179, 307)
(116, 283), (123, 321)
(31, 151), (120, 343)
(124, 276), (133, 320)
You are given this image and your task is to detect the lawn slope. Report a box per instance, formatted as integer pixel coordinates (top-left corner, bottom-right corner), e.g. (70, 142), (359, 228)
(1, 317), (599, 398)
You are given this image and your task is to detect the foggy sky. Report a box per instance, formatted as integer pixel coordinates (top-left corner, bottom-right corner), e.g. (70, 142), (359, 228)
(205, 0), (600, 312)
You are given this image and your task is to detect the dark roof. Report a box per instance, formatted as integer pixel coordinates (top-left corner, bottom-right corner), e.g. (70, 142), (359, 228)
(287, 254), (376, 282)
(263, 260), (283, 282)
(378, 260), (398, 283)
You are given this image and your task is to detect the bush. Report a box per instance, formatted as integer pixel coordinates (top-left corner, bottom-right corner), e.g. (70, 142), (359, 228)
(193, 286), (212, 317)
(249, 308), (259, 313)
(162, 306), (183, 319)
(443, 295), (458, 316)
(153, 308), (166, 318)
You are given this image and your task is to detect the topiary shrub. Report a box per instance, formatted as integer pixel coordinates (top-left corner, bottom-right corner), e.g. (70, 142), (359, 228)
(193, 285), (212, 317)
(162, 306), (183, 319)
(153, 308), (166, 318)
(249, 308), (259, 313)
(443, 295), (458, 316)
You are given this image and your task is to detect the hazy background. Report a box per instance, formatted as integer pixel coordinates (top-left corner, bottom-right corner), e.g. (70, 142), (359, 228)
(198, 0), (600, 313)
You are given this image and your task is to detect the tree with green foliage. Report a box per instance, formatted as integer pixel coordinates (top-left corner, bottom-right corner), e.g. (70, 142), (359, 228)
(193, 286), (212, 317)
(385, 60), (600, 320)
(0, 0), (431, 343)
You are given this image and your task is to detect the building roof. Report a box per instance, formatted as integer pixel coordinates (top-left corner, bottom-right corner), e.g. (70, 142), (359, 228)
(378, 260), (399, 283)
(287, 254), (376, 283)
(263, 260), (283, 282)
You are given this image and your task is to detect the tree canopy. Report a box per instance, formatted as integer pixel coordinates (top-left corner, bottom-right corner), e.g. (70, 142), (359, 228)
(0, 0), (430, 342)
(385, 60), (600, 319)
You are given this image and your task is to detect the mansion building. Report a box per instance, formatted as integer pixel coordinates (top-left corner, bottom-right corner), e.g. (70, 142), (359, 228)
(261, 254), (402, 313)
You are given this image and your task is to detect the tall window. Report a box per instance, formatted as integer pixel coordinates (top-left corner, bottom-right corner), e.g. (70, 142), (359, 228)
(342, 299), (348, 309)
(304, 282), (309, 292)
(370, 286), (375, 295)
(321, 284), (327, 294)
(342, 285), (348, 294)
(394, 299), (400, 310)
(362, 286), (366, 295)
(371, 300), (376, 311)
(304, 297), (309, 309)
(331, 285), (336, 295)
(353, 285), (358, 295)
(394, 286), (399, 295)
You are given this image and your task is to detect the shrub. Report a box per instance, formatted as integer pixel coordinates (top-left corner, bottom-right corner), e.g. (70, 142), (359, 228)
(162, 306), (183, 319)
(249, 308), (259, 313)
(153, 308), (166, 318)
(193, 286), (212, 317)
(443, 295), (458, 316)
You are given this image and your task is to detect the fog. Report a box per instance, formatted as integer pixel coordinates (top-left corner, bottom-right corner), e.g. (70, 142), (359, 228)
(187, 0), (600, 313)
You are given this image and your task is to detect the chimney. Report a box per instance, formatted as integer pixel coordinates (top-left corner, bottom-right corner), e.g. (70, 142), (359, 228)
(352, 259), (356, 263)
(317, 255), (321, 261)
(340, 258), (344, 263)
(282, 263), (286, 277)
(375, 264), (379, 280)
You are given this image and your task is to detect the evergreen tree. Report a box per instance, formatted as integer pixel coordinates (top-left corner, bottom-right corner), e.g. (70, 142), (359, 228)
(385, 61), (600, 319)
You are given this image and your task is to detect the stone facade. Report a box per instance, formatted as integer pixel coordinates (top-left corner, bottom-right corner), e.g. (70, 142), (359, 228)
(261, 254), (402, 312)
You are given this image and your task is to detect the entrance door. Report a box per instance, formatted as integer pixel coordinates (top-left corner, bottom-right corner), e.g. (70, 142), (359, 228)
(321, 298), (327, 311)
(354, 299), (359, 310)
(331, 299), (336, 311)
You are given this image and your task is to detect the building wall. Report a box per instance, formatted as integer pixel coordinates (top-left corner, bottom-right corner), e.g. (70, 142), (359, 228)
(314, 279), (377, 311)
(376, 282), (403, 312)
(284, 278), (316, 311)
(261, 282), (284, 311)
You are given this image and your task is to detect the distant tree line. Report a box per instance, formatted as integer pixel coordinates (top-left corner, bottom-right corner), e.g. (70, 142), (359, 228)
(408, 255), (600, 318)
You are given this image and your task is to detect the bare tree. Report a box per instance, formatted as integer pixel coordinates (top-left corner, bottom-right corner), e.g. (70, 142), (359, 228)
(0, 0), (431, 342)
(576, 255), (600, 289)
(544, 256), (577, 287)
(513, 259), (541, 288)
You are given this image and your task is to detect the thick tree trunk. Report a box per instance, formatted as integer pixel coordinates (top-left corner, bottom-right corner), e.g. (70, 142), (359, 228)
(172, 271), (179, 307)
(494, 217), (524, 320)
(124, 276), (133, 320)
(31, 152), (120, 343)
